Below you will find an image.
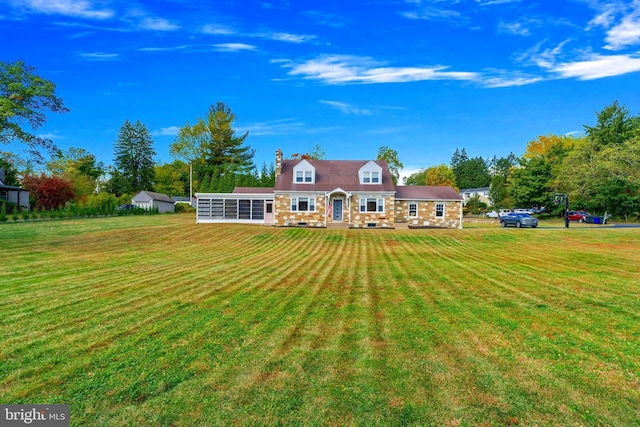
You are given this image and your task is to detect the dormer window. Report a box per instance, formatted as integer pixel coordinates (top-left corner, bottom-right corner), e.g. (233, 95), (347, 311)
(359, 161), (383, 185)
(293, 159), (315, 184)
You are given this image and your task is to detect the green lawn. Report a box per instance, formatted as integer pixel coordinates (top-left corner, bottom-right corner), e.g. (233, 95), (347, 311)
(1, 215), (639, 426)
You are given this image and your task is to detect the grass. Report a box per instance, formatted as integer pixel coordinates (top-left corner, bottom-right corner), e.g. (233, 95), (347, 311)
(1, 215), (639, 426)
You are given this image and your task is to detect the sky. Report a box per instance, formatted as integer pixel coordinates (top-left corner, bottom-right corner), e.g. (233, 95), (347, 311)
(2, 0), (640, 180)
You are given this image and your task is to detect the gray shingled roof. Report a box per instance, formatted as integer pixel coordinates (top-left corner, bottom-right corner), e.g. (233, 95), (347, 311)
(274, 159), (396, 192)
(133, 191), (175, 203)
(232, 187), (276, 194)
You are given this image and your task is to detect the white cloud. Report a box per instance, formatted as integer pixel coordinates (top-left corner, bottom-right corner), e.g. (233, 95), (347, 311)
(319, 100), (372, 115)
(79, 52), (119, 60)
(604, 9), (640, 49)
(152, 126), (180, 136)
(37, 132), (64, 140)
(552, 53), (640, 79)
(13, 0), (113, 19)
(264, 32), (316, 43)
(213, 43), (257, 52)
(139, 17), (179, 32)
(284, 55), (479, 84)
(476, 0), (521, 4)
(236, 119), (305, 136)
(499, 21), (531, 36)
(200, 23), (235, 35)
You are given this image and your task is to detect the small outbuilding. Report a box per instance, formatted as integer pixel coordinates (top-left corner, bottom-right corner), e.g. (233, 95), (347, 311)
(132, 191), (175, 213)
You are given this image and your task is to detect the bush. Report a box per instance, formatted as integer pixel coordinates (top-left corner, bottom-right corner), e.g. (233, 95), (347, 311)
(175, 203), (195, 214)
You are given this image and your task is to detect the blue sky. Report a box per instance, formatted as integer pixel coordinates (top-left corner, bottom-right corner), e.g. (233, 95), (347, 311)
(3, 0), (640, 179)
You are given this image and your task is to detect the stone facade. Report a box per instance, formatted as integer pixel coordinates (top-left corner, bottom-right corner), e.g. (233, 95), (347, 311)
(395, 200), (462, 229)
(349, 194), (395, 228)
(273, 194), (327, 227)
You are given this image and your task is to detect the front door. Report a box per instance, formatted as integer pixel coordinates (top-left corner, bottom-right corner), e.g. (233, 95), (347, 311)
(332, 199), (343, 221)
(265, 201), (274, 224)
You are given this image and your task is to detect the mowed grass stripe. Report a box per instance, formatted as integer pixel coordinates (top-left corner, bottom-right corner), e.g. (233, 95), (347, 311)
(1, 216), (639, 425)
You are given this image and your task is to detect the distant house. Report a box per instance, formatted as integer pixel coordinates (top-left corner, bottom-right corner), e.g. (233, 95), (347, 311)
(196, 149), (463, 228)
(459, 187), (490, 205)
(132, 191), (175, 213)
(0, 168), (29, 211)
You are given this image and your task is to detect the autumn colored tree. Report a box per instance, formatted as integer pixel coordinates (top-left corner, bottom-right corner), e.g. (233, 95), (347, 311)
(22, 174), (75, 210)
(424, 164), (458, 190)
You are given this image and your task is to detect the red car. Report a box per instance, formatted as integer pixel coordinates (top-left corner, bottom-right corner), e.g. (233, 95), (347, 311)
(567, 211), (590, 222)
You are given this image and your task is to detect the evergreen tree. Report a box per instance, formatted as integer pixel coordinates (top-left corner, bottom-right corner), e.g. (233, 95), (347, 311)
(171, 102), (255, 185)
(113, 120), (156, 193)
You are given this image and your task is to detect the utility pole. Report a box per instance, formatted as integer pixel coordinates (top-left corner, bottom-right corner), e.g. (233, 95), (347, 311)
(555, 194), (569, 228)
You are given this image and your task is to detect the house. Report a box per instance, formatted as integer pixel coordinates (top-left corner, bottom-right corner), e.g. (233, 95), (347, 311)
(132, 191), (175, 213)
(459, 187), (490, 205)
(0, 168), (29, 211)
(196, 149), (463, 228)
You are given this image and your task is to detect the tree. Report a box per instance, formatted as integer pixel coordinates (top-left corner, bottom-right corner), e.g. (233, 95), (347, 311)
(171, 102), (254, 192)
(488, 153), (517, 208)
(450, 148), (490, 189)
(1, 61), (69, 156)
(0, 153), (20, 186)
(113, 120), (156, 193)
(154, 161), (189, 197)
(508, 157), (553, 209)
(22, 174), (75, 210)
(403, 169), (427, 186)
(584, 101), (639, 147)
(47, 147), (104, 201)
(424, 164), (458, 189)
(377, 146), (403, 185)
(290, 144), (326, 160)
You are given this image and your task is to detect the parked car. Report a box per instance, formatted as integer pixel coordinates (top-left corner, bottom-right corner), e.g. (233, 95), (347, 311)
(498, 209), (512, 223)
(514, 208), (535, 215)
(117, 204), (135, 210)
(486, 210), (499, 219)
(567, 211), (590, 222)
(501, 213), (538, 228)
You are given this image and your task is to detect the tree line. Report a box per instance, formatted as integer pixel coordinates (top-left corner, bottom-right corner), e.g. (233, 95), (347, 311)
(404, 101), (640, 219)
(2, 60), (639, 219)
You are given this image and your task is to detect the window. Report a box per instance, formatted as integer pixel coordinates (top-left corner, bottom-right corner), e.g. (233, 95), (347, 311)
(295, 171), (304, 182)
(291, 197), (315, 212)
(435, 203), (444, 218)
(362, 171), (380, 184)
(360, 197), (384, 213)
(304, 171), (312, 182)
(0, 191), (7, 201)
(409, 203), (417, 217)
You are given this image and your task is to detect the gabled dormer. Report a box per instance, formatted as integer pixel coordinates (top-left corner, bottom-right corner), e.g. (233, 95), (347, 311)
(358, 161), (382, 185)
(293, 159), (315, 184)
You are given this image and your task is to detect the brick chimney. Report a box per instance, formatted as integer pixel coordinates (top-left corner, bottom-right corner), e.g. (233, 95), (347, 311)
(275, 148), (283, 177)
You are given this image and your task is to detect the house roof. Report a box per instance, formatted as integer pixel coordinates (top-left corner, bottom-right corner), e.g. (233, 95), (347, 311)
(395, 186), (462, 201)
(275, 159), (396, 192)
(460, 187), (490, 193)
(232, 187), (275, 194)
(133, 191), (175, 203)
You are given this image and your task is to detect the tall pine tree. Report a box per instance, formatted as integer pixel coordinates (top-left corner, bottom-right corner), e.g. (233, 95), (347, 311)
(113, 119), (156, 193)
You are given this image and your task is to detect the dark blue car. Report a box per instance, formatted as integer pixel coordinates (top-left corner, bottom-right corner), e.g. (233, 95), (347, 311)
(501, 213), (538, 228)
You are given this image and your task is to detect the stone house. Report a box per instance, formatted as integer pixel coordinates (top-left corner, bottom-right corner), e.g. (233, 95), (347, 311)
(196, 149), (463, 228)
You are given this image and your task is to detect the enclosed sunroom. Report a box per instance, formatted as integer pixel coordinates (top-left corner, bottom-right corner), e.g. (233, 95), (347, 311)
(196, 188), (274, 224)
